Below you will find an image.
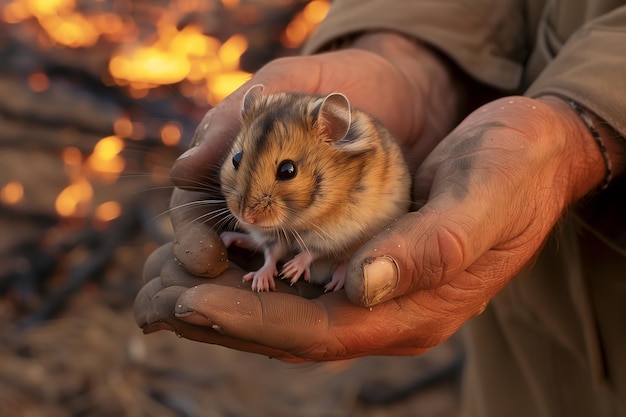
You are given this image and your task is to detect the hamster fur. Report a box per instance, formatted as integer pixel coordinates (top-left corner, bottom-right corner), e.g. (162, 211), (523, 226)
(220, 84), (411, 292)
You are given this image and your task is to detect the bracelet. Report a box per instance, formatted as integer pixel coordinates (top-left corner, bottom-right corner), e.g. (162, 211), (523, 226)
(567, 99), (612, 190)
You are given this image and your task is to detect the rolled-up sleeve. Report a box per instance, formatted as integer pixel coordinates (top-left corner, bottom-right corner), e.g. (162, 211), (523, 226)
(525, 6), (626, 138)
(302, 0), (528, 91)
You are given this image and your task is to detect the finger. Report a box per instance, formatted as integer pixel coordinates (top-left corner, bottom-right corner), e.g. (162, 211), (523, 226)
(175, 284), (345, 359)
(169, 98), (241, 191)
(174, 282), (473, 361)
(134, 280), (299, 360)
(142, 242), (173, 283)
(344, 204), (494, 308)
(344, 115), (552, 307)
(157, 253), (325, 298)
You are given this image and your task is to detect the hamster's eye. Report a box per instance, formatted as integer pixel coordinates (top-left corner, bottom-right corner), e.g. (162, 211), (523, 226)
(232, 151), (243, 170)
(277, 160), (297, 180)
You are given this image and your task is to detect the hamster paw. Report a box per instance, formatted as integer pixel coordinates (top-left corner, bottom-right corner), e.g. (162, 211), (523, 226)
(281, 252), (315, 285)
(243, 265), (277, 292)
(324, 262), (347, 292)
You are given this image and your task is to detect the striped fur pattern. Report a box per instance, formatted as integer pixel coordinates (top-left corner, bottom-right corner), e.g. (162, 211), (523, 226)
(220, 87), (411, 284)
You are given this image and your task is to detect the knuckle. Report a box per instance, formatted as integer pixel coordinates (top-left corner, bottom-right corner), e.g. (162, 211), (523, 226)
(420, 224), (467, 287)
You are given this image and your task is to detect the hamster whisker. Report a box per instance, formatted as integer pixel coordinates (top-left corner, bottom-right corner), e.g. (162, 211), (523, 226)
(198, 207), (232, 224)
(289, 229), (311, 254)
(212, 211), (238, 232)
(175, 206), (232, 231)
(148, 199), (224, 224)
(167, 199), (226, 215)
(281, 206), (336, 244)
(278, 225), (291, 246)
(167, 174), (223, 193)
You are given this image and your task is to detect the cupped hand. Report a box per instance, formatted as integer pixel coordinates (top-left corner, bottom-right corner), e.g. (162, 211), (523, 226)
(135, 91), (604, 361)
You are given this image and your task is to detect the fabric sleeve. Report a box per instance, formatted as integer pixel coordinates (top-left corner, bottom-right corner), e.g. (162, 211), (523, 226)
(525, 6), (626, 139)
(301, 0), (528, 91)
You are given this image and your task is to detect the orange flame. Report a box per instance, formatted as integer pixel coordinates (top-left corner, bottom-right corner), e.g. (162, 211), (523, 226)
(113, 116), (133, 138)
(27, 71), (50, 92)
(160, 122), (182, 147)
(55, 177), (93, 218)
(108, 9), (251, 105)
(2, 0), (137, 48)
(281, 0), (330, 48)
(1, 181), (25, 205)
(86, 135), (126, 183)
(94, 200), (121, 223)
(56, 138), (127, 218)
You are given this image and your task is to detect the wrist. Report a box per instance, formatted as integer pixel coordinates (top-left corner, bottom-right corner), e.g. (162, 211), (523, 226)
(537, 95), (624, 202)
(350, 32), (471, 164)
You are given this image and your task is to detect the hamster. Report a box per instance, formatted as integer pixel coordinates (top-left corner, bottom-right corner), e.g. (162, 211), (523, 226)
(219, 84), (411, 292)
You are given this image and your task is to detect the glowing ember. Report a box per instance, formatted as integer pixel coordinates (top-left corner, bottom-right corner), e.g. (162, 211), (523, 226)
(207, 70), (251, 105)
(86, 135), (126, 183)
(218, 34), (248, 70)
(160, 122), (182, 147)
(94, 200), (122, 222)
(55, 177), (93, 217)
(281, 0), (330, 48)
(22, 0), (74, 16)
(38, 12), (100, 47)
(61, 146), (83, 180)
(93, 135), (124, 160)
(109, 46), (192, 86)
(1, 181), (24, 205)
(113, 116), (133, 138)
(27, 71), (50, 92)
(109, 21), (252, 105)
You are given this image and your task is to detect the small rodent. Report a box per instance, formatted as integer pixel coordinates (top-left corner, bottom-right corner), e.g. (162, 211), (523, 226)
(220, 84), (411, 292)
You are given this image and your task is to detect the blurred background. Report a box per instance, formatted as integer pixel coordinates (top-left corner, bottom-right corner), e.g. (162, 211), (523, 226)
(0, 0), (463, 415)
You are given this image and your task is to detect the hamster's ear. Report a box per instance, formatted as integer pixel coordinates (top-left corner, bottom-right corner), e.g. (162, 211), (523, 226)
(318, 93), (351, 143)
(242, 84), (264, 115)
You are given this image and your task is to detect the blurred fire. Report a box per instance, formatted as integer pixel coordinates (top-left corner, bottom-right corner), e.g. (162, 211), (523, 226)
(55, 147), (93, 218)
(2, 0), (137, 48)
(94, 200), (122, 223)
(86, 135), (126, 184)
(55, 138), (126, 219)
(55, 177), (93, 218)
(1, 0), (330, 221)
(1, 181), (25, 205)
(109, 25), (251, 105)
(160, 122), (182, 147)
(281, 0), (329, 48)
(27, 71), (50, 92)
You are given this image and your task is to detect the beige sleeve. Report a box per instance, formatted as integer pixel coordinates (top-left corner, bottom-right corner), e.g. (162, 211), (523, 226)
(525, 6), (626, 139)
(301, 0), (528, 90)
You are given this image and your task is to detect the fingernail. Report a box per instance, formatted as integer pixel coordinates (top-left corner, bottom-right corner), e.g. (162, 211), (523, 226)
(176, 145), (198, 161)
(174, 302), (194, 317)
(362, 256), (399, 306)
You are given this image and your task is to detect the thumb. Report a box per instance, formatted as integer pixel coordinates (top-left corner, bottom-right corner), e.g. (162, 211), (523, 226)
(345, 197), (496, 307)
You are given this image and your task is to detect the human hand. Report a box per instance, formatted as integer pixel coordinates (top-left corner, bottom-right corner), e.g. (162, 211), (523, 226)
(135, 90), (608, 361)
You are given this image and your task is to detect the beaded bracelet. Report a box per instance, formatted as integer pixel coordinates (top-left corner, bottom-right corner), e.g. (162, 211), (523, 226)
(567, 99), (613, 190)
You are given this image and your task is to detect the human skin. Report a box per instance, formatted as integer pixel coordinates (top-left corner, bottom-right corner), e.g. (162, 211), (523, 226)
(133, 32), (624, 362)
